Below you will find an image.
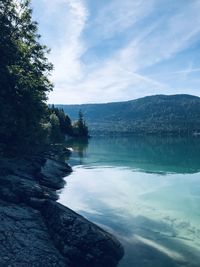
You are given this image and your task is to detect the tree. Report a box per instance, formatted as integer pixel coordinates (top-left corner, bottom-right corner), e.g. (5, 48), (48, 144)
(73, 110), (89, 137)
(49, 105), (73, 136)
(0, 0), (53, 152)
(49, 113), (62, 143)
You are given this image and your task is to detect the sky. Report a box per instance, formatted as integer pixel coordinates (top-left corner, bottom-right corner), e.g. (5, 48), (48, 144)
(31, 0), (200, 104)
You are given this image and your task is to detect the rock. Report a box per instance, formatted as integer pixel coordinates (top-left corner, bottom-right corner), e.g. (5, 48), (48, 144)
(0, 174), (58, 204)
(0, 200), (67, 267)
(39, 159), (72, 189)
(0, 152), (124, 267)
(41, 201), (124, 267)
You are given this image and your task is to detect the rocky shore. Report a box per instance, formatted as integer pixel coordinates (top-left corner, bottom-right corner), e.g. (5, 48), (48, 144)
(0, 148), (124, 267)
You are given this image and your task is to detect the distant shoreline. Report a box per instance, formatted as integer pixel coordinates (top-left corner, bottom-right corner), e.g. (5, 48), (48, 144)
(56, 94), (200, 137)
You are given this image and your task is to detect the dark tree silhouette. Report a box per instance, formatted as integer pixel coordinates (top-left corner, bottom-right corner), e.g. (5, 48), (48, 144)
(0, 0), (53, 152)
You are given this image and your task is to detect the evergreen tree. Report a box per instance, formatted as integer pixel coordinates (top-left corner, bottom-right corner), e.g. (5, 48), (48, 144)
(73, 110), (89, 137)
(0, 0), (53, 151)
(49, 106), (73, 136)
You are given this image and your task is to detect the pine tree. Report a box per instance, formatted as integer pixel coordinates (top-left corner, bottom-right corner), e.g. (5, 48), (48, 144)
(73, 110), (89, 137)
(49, 106), (73, 136)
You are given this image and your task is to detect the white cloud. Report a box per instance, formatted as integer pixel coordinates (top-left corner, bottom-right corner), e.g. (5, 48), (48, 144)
(48, 0), (88, 84)
(32, 0), (200, 103)
(149, 66), (200, 80)
(118, 0), (200, 72)
(49, 51), (170, 104)
(91, 0), (155, 40)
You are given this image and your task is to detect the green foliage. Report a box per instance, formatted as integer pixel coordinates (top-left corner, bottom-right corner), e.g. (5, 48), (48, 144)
(49, 105), (73, 136)
(72, 110), (89, 138)
(47, 105), (73, 144)
(49, 113), (63, 143)
(48, 107), (89, 142)
(0, 0), (89, 154)
(0, 0), (53, 152)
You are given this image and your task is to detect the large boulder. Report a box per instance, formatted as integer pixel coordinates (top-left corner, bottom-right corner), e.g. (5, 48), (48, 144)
(41, 200), (124, 267)
(0, 200), (67, 267)
(0, 155), (124, 267)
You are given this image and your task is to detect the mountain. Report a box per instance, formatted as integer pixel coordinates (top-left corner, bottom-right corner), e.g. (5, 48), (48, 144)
(56, 94), (200, 135)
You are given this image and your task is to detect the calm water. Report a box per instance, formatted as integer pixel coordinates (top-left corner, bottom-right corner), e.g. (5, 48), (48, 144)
(59, 136), (200, 267)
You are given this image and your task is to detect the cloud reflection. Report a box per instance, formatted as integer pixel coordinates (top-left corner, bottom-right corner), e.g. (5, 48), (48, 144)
(59, 136), (200, 266)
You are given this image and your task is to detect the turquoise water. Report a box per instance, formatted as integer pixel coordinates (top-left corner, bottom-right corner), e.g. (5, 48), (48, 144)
(59, 136), (200, 267)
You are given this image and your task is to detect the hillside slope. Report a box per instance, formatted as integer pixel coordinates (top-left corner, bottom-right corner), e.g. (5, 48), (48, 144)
(57, 94), (200, 135)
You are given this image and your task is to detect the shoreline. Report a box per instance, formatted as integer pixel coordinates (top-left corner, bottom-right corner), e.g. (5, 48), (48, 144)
(0, 147), (124, 267)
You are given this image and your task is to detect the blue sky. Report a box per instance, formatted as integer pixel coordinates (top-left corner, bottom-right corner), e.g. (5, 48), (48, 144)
(31, 0), (200, 104)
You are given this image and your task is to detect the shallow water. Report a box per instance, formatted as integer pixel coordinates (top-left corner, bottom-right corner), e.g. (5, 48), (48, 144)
(59, 136), (200, 267)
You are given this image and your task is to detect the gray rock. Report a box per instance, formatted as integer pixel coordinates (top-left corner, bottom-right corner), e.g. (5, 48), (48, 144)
(0, 200), (67, 267)
(39, 158), (72, 189)
(41, 200), (124, 267)
(0, 153), (124, 267)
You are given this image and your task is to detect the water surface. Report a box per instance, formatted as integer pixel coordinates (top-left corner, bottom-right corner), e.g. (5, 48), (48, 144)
(59, 136), (200, 267)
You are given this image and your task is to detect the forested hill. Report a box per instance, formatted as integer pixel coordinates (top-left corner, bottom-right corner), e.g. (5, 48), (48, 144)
(57, 94), (200, 135)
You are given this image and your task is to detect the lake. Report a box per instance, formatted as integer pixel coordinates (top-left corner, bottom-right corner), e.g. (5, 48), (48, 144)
(59, 136), (200, 267)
